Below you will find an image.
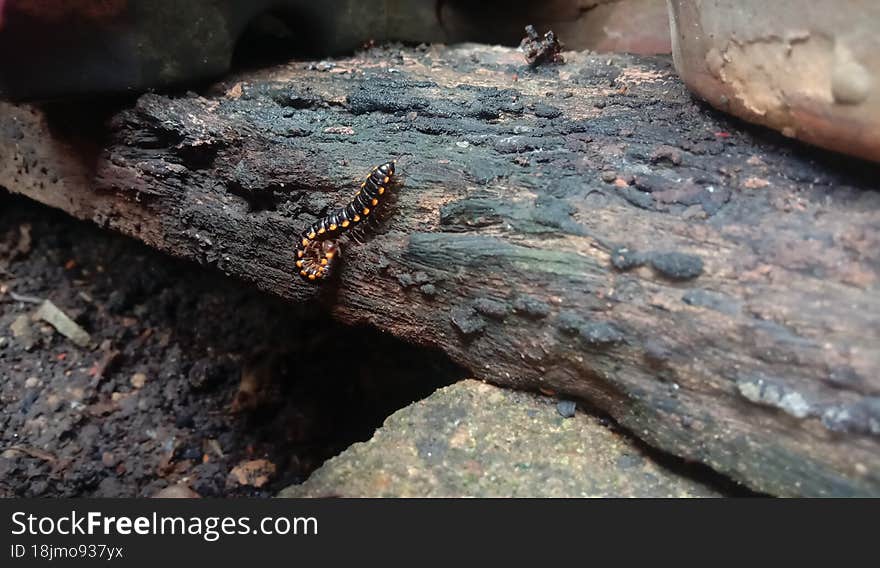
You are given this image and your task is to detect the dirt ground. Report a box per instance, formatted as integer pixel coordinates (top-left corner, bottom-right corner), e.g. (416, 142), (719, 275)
(0, 192), (465, 497)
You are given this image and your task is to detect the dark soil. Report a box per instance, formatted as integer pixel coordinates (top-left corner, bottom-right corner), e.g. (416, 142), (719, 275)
(0, 192), (465, 497)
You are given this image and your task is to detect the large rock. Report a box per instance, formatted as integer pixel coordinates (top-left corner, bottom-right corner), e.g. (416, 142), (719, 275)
(668, 0), (880, 162)
(280, 380), (721, 498)
(557, 0), (671, 54)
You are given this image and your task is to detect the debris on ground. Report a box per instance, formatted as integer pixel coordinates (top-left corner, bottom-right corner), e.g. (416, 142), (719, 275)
(1, 445), (57, 463)
(34, 299), (91, 347)
(0, 223), (32, 261)
(225, 82), (244, 100)
(16, 224), (32, 258)
(520, 25), (564, 67)
(0, 197), (465, 497)
(229, 459), (277, 488)
(8, 290), (43, 304)
(230, 351), (280, 413)
(130, 372), (147, 389)
(152, 484), (201, 498)
(9, 313), (36, 350)
(88, 340), (121, 380)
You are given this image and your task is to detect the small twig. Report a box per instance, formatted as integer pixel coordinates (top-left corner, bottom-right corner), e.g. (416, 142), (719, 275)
(1, 445), (57, 463)
(8, 290), (45, 304)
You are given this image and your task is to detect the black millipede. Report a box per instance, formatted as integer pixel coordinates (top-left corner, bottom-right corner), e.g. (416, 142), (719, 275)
(295, 161), (397, 282)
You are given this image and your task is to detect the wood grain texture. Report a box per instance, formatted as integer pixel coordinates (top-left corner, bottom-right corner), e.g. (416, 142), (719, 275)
(2, 44), (879, 496)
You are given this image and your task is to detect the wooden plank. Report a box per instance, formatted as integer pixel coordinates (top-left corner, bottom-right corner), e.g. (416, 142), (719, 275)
(2, 44), (879, 496)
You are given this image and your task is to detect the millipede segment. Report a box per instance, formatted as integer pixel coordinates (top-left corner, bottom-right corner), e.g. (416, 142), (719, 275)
(294, 161), (396, 282)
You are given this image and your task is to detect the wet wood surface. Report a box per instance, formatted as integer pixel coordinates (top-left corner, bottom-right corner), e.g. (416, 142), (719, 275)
(2, 44), (879, 496)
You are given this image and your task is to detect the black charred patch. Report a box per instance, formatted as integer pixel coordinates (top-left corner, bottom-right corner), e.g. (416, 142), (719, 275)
(633, 174), (671, 193)
(466, 161), (509, 185)
(223, 159), (299, 211)
(250, 84), (322, 109)
(643, 340), (674, 368)
(826, 366), (867, 392)
(450, 306), (487, 337)
(494, 135), (564, 154)
(532, 103), (562, 119)
(472, 298), (511, 319)
(611, 246), (647, 271)
(452, 86), (524, 120)
(821, 399), (880, 436)
(618, 186), (655, 210)
(465, 102), (501, 120)
(347, 83), (429, 115)
(174, 143), (222, 171)
(630, 173), (730, 216)
(649, 252), (704, 281)
(412, 116), (495, 136)
(532, 195), (587, 236)
(512, 295), (551, 319)
(555, 312), (585, 335)
(612, 248), (703, 281)
(696, 185), (731, 216)
(501, 101), (524, 115)
(225, 185), (278, 212)
(578, 322), (625, 346)
(578, 63), (621, 86)
(440, 198), (506, 231)
(681, 288), (740, 315)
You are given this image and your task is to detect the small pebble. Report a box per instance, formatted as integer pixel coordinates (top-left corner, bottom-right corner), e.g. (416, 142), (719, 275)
(131, 372), (147, 389)
(600, 170), (617, 183)
(152, 484), (201, 498)
(24, 376), (41, 388)
(556, 400), (577, 418)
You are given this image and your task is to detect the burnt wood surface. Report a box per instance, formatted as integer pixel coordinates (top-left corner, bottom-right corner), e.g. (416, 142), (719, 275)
(1, 44), (879, 496)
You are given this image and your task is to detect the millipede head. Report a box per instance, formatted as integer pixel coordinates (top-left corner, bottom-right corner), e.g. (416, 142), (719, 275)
(377, 161), (395, 177)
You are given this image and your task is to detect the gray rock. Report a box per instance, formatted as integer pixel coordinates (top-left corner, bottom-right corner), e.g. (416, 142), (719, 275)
(279, 380), (721, 498)
(556, 400), (577, 418)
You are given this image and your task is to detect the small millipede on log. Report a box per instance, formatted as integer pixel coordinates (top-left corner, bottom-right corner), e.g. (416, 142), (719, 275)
(295, 161), (397, 282)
